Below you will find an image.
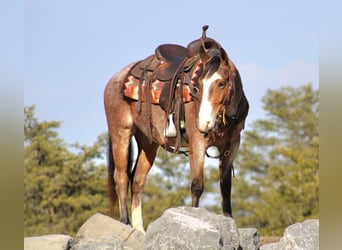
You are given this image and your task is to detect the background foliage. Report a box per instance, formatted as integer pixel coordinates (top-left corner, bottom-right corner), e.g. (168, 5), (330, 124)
(24, 106), (108, 236)
(24, 84), (318, 237)
(233, 84), (319, 236)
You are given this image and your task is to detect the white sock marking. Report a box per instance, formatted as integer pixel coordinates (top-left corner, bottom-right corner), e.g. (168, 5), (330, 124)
(132, 200), (145, 233)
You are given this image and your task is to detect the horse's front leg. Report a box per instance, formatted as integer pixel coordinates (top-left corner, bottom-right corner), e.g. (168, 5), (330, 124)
(189, 142), (206, 207)
(219, 157), (233, 217)
(219, 135), (241, 217)
(130, 132), (159, 233)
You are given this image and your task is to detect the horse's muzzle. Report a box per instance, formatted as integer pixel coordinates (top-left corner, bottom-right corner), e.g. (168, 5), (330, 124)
(196, 120), (214, 134)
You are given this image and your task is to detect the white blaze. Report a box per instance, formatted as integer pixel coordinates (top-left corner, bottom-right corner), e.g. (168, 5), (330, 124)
(198, 72), (222, 132)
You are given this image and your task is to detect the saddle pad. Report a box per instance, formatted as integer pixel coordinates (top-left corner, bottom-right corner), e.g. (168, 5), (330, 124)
(123, 75), (192, 104)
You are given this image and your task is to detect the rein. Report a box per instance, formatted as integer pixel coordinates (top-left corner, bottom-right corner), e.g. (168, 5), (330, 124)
(220, 79), (234, 125)
(164, 145), (236, 177)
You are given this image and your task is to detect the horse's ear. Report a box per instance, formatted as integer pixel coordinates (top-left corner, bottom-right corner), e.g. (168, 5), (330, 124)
(199, 44), (210, 62)
(220, 48), (230, 66)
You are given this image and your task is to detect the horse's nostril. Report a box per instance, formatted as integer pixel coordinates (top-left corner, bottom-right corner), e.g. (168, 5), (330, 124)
(204, 121), (211, 130)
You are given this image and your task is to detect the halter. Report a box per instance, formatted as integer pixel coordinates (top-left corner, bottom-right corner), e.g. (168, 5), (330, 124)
(189, 58), (237, 137)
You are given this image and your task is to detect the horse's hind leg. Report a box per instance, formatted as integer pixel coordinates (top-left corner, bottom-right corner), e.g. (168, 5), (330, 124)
(109, 129), (133, 225)
(130, 131), (159, 233)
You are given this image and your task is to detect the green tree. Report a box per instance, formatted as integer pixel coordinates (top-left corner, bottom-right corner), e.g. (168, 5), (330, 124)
(24, 106), (108, 236)
(233, 84), (319, 236)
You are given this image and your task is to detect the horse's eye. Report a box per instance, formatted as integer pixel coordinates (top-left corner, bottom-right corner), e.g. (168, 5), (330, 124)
(218, 82), (226, 89)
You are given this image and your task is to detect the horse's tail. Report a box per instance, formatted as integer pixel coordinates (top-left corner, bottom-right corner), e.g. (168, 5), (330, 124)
(107, 134), (133, 217)
(107, 134), (117, 217)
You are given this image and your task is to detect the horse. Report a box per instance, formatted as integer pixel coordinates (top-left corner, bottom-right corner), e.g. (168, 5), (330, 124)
(104, 26), (249, 233)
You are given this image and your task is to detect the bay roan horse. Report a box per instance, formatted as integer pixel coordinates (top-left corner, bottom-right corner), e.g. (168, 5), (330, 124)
(104, 26), (249, 233)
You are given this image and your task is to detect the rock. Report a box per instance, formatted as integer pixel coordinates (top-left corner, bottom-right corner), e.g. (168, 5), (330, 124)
(24, 234), (73, 250)
(24, 210), (317, 250)
(142, 206), (242, 249)
(260, 219), (319, 250)
(279, 219), (319, 250)
(70, 213), (144, 250)
(238, 228), (261, 250)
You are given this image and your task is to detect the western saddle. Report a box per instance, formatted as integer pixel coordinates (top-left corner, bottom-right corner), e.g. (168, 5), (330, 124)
(123, 25), (217, 152)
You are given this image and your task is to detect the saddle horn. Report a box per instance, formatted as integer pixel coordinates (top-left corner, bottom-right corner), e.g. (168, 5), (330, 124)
(187, 25), (221, 58)
(187, 25), (208, 57)
(199, 25), (211, 62)
(200, 25), (209, 49)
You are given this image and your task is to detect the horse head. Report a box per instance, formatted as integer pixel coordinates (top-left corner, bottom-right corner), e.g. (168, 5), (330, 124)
(194, 27), (238, 133)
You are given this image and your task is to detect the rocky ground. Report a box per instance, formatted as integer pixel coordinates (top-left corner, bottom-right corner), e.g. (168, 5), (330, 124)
(24, 206), (318, 250)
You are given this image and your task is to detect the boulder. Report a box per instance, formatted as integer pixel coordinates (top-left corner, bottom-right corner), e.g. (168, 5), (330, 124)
(260, 219), (319, 250)
(70, 213), (144, 250)
(279, 219), (319, 250)
(143, 206), (244, 249)
(24, 234), (73, 250)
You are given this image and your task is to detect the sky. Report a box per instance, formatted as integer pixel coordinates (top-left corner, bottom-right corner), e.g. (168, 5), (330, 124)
(24, 0), (318, 146)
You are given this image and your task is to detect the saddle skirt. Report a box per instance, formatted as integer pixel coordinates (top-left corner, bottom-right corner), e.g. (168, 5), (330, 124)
(123, 75), (193, 104)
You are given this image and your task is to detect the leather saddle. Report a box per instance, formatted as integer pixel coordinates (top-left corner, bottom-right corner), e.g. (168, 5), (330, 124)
(123, 25), (218, 151)
(128, 25), (219, 104)
(129, 31), (218, 81)
(128, 43), (201, 112)
(130, 44), (188, 82)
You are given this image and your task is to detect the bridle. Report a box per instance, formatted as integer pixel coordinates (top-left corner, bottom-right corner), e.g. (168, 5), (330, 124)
(189, 58), (238, 136)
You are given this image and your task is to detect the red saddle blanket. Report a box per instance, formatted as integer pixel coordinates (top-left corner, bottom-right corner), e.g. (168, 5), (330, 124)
(123, 75), (193, 104)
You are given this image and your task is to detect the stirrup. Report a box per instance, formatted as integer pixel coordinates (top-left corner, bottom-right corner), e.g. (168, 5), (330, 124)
(164, 114), (177, 137)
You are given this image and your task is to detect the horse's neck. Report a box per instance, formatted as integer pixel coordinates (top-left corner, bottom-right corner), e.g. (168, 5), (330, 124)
(225, 61), (244, 117)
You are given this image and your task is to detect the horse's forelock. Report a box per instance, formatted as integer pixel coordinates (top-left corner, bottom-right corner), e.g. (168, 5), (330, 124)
(203, 53), (221, 78)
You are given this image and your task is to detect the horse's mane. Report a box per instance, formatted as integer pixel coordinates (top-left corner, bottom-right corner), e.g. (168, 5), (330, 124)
(202, 48), (223, 78)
